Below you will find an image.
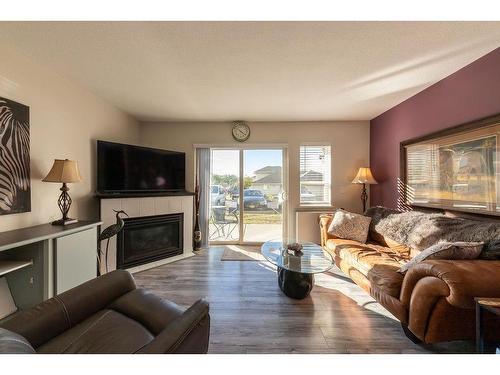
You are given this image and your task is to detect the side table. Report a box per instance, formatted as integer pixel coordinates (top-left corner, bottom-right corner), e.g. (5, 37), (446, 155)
(475, 297), (500, 354)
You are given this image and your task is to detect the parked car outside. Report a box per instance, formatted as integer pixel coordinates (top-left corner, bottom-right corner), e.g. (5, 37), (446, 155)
(242, 189), (267, 210)
(211, 185), (226, 206)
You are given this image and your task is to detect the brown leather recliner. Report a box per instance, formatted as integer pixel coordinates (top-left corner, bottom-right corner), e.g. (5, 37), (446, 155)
(0, 270), (210, 354)
(320, 213), (500, 344)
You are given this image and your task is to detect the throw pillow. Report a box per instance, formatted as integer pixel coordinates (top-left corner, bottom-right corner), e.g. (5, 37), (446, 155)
(398, 241), (484, 274)
(327, 209), (371, 243)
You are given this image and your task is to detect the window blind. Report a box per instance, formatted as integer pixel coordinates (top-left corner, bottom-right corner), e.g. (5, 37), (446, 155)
(406, 144), (440, 203)
(299, 145), (331, 205)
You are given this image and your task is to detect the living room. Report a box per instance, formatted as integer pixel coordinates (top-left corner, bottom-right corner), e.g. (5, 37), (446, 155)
(1, 1), (500, 373)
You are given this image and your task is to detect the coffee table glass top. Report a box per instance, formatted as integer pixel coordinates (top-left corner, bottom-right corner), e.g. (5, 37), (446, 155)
(261, 240), (334, 274)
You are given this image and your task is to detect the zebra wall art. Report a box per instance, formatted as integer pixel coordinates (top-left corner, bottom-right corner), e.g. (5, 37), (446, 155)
(0, 97), (30, 215)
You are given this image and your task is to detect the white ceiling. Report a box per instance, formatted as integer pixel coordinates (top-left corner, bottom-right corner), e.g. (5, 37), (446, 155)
(1, 21), (500, 122)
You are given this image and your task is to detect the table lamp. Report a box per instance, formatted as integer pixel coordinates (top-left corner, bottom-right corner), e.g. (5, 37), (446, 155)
(43, 159), (82, 225)
(352, 167), (377, 213)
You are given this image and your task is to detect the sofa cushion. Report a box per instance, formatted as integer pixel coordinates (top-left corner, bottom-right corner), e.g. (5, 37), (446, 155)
(325, 237), (361, 253)
(326, 238), (408, 297)
(368, 230), (412, 257)
(327, 239), (409, 274)
(37, 309), (154, 354)
(399, 241), (484, 274)
(327, 210), (371, 243)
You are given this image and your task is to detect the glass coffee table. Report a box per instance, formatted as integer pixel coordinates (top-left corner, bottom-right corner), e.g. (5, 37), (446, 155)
(261, 239), (334, 299)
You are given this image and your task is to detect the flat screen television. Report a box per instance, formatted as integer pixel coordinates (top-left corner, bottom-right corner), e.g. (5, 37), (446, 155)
(97, 140), (186, 194)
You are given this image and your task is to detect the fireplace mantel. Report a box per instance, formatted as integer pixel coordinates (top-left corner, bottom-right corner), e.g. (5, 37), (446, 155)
(99, 195), (194, 274)
(95, 191), (195, 199)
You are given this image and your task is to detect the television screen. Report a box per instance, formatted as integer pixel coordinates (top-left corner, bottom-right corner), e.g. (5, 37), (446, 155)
(97, 141), (186, 193)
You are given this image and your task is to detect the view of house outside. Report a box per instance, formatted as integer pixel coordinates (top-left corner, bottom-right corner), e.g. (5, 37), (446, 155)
(299, 145), (331, 206)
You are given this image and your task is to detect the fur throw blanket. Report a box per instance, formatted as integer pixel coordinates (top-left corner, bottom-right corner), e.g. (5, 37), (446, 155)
(365, 207), (500, 258)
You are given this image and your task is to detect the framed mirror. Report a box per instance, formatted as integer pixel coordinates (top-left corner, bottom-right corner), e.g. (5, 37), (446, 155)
(401, 114), (500, 216)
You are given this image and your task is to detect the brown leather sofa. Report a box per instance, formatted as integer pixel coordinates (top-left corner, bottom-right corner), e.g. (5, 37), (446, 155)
(0, 270), (210, 354)
(320, 213), (500, 344)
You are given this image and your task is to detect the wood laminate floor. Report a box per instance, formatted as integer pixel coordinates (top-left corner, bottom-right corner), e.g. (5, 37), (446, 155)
(133, 246), (474, 354)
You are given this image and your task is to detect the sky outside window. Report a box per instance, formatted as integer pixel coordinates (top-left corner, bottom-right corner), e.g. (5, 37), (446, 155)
(212, 149), (282, 177)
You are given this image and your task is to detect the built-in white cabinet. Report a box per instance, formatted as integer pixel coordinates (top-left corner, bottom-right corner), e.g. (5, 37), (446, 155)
(0, 221), (101, 316)
(54, 226), (98, 294)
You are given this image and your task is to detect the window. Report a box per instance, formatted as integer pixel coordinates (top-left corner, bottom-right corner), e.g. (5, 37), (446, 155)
(299, 145), (331, 206)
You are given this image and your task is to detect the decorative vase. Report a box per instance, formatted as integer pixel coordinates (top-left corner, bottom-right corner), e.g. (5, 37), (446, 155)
(193, 213), (202, 251)
(193, 180), (202, 251)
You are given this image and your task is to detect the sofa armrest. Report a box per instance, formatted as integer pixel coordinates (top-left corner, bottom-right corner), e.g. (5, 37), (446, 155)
(319, 214), (333, 248)
(136, 299), (210, 354)
(399, 260), (500, 341)
(57, 269), (136, 325)
(400, 260), (500, 309)
(401, 275), (450, 341)
(0, 269), (136, 348)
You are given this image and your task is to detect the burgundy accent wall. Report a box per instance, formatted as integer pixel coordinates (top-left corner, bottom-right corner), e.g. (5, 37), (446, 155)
(370, 47), (500, 209)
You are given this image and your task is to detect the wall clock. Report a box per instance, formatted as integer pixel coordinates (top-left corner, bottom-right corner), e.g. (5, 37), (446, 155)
(232, 121), (250, 142)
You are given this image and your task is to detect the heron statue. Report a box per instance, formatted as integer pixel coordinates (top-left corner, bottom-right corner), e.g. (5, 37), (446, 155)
(98, 209), (128, 274)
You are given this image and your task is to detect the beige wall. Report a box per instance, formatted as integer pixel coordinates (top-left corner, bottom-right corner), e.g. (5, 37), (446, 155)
(0, 44), (140, 232)
(0, 43), (369, 236)
(140, 121), (370, 237)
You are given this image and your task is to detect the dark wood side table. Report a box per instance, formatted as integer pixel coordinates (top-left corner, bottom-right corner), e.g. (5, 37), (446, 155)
(475, 297), (500, 354)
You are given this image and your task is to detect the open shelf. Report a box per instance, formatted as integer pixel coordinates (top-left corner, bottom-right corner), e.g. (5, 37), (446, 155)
(0, 260), (33, 277)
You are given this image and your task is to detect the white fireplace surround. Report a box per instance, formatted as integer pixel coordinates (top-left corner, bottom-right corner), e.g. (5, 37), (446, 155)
(99, 195), (194, 274)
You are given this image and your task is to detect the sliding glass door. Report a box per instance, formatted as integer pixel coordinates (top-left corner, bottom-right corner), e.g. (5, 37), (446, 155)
(209, 149), (240, 242)
(242, 149), (283, 242)
(208, 147), (286, 244)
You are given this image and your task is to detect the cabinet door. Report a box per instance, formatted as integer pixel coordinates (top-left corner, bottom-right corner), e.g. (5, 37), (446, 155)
(55, 228), (97, 294)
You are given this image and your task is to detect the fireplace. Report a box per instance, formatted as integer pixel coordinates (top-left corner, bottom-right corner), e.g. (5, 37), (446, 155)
(117, 213), (184, 269)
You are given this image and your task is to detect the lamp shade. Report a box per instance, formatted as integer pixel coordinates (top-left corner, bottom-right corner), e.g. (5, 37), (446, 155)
(352, 167), (377, 185)
(42, 159), (82, 183)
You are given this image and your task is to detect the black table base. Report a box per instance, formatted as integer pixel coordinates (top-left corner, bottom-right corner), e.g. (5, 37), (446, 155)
(277, 267), (314, 299)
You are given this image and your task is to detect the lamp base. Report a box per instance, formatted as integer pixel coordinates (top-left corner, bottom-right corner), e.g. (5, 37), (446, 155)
(361, 183), (368, 213)
(51, 217), (78, 226)
(51, 183), (77, 226)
